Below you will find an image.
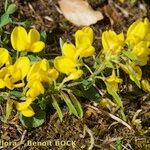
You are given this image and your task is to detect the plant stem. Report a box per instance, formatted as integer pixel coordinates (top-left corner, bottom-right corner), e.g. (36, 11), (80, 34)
(56, 79), (66, 91)
(89, 60), (107, 80)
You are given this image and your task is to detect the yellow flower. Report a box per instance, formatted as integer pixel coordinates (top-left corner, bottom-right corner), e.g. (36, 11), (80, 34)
(13, 57), (31, 79)
(105, 70), (122, 92)
(27, 59), (58, 83)
(0, 79), (5, 88)
(144, 18), (150, 41)
(141, 80), (150, 93)
(76, 27), (93, 47)
(16, 97), (35, 117)
(11, 26), (45, 52)
(0, 67), (7, 88)
(75, 27), (95, 58)
(126, 18), (150, 46)
(26, 80), (45, 98)
(0, 48), (11, 68)
(64, 70), (83, 82)
(54, 56), (77, 75)
(102, 30), (124, 56)
(120, 63), (142, 81)
(54, 27), (94, 80)
(54, 43), (81, 80)
(131, 41), (150, 66)
(26, 59), (58, 98)
(46, 68), (59, 83)
(4, 57), (30, 89)
(27, 59), (49, 81)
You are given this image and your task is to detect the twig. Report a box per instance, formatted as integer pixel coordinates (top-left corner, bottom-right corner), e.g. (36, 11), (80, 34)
(11, 130), (27, 150)
(83, 124), (95, 150)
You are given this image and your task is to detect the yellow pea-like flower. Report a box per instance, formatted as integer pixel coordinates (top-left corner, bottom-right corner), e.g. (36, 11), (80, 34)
(144, 18), (150, 41)
(75, 27), (93, 48)
(54, 56), (77, 75)
(45, 68), (59, 83)
(64, 70), (83, 82)
(27, 59), (58, 83)
(126, 18), (150, 46)
(11, 26), (45, 52)
(120, 63), (142, 81)
(16, 97), (35, 117)
(27, 59), (49, 81)
(105, 70), (122, 92)
(141, 80), (150, 93)
(0, 48), (11, 68)
(0, 79), (5, 88)
(26, 59), (58, 98)
(75, 27), (95, 58)
(11, 26), (28, 52)
(3, 57), (30, 90)
(21, 106), (35, 117)
(54, 43), (78, 75)
(26, 80), (45, 98)
(62, 43), (76, 60)
(132, 41), (150, 66)
(4, 68), (24, 89)
(54, 27), (94, 81)
(13, 57), (31, 79)
(0, 67), (7, 88)
(102, 30), (124, 56)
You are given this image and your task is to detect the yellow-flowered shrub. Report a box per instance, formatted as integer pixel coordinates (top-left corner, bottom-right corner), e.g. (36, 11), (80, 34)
(0, 18), (150, 127)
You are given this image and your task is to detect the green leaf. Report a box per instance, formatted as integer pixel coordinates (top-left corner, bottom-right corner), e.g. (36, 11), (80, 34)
(20, 52), (28, 57)
(116, 140), (123, 150)
(38, 98), (47, 110)
(123, 51), (139, 64)
(12, 20), (32, 27)
(6, 4), (17, 15)
(4, 0), (8, 11)
(4, 98), (13, 122)
(61, 92), (78, 117)
(51, 95), (63, 121)
(106, 83), (123, 108)
(9, 91), (24, 98)
(19, 106), (46, 128)
(130, 73), (141, 88)
(40, 31), (47, 42)
(127, 65), (141, 88)
(80, 85), (101, 102)
(0, 13), (12, 28)
(82, 79), (94, 90)
(28, 54), (41, 62)
(71, 88), (84, 97)
(105, 61), (114, 68)
(0, 97), (4, 104)
(69, 93), (83, 118)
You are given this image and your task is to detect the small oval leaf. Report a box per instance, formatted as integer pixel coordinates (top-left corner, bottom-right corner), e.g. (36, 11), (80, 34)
(6, 4), (17, 15)
(19, 106), (46, 128)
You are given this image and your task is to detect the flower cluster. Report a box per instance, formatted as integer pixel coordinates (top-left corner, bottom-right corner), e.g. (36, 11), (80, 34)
(0, 18), (150, 122)
(54, 27), (95, 82)
(101, 18), (150, 92)
(0, 27), (58, 117)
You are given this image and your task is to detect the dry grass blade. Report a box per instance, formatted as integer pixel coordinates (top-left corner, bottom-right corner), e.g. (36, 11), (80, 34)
(86, 104), (132, 130)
